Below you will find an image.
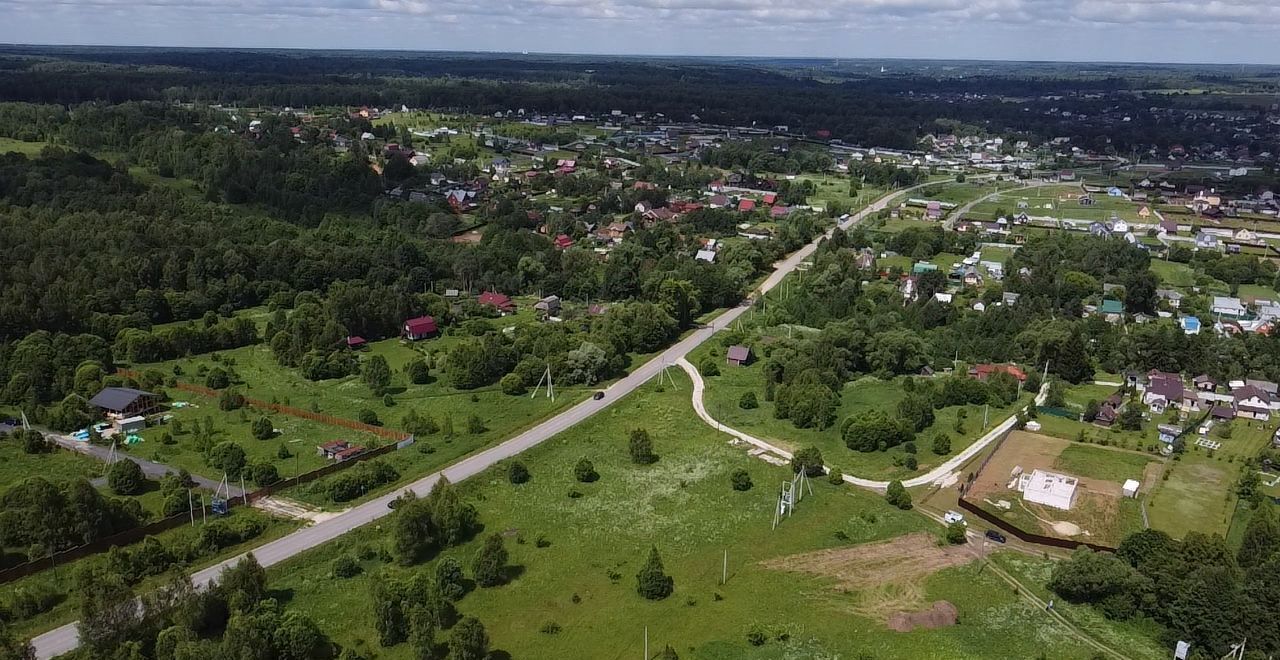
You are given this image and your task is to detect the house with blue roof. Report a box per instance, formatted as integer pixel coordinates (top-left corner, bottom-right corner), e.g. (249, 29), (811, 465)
(1180, 316), (1201, 335)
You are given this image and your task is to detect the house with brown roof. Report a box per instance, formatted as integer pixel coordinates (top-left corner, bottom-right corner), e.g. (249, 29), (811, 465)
(478, 291), (516, 315)
(402, 316), (437, 341)
(1233, 385), (1272, 420)
(726, 345), (753, 367)
(1143, 371), (1184, 414)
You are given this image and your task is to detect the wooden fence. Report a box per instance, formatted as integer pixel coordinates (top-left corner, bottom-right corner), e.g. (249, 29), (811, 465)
(117, 368), (406, 439)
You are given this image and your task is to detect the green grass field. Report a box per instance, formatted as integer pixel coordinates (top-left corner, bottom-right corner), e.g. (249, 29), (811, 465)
(1052, 444), (1156, 484)
(1146, 452), (1235, 538)
(1148, 260), (1197, 288)
(0, 137), (50, 155)
(268, 372), (1154, 660)
(684, 347), (1023, 481)
(0, 441), (101, 491)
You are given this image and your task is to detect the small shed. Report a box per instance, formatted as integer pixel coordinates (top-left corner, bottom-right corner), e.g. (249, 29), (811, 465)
(118, 416), (146, 435)
(346, 336), (368, 350)
(1122, 479), (1140, 498)
(318, 440), (351, 459)
(725, 345), (753, 367)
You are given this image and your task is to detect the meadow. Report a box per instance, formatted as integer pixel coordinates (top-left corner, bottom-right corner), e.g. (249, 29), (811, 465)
(267, 372), (1161, 660)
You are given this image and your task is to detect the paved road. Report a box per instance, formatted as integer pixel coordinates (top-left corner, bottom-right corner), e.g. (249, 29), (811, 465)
(46, 431), (246, 496)
(29, 181), (933, 659)
(679, 358), (1048, 490)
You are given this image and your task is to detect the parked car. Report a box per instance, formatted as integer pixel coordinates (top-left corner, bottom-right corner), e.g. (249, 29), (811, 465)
(943, 510), (966, 525)
(985, 529), (1007, 544)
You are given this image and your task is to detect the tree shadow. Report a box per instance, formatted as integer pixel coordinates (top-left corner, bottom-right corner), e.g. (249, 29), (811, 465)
(266, 587), (295, 605)
(489, 650), (512, 660)
(499, 564), (526, 585)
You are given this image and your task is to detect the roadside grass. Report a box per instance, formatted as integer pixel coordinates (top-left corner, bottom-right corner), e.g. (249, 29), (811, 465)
(683, 346), (1022, 481)
(6, 508), (297, 640)
(0, 441), (101, 491)
(269, 372), (1139, 660)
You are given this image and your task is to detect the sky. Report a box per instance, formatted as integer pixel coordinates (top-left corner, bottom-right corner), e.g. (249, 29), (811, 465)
(2, 0), (1278, 64)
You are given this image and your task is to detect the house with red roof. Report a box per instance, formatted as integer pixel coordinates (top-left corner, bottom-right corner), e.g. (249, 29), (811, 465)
(770, 205), (790, 219)
(553, 234), (575, 249)
(345, 336), (368, 350)
(479, 291), (516, 315)
(968, 363), (1027, 383)
(737, 199), (756, 212)
(402, 316), (438, 341)
(762, 192), (778, 205)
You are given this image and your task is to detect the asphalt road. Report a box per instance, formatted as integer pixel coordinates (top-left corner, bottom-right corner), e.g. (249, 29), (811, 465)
(29, 181), (931, 659)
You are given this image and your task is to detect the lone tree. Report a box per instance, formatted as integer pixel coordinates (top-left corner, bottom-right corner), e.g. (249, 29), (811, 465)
(790, 445), (824, 477)
(636, 546), (674, 600)
(251, 416), (274, 440)
(507, 460), (530, 484)
(931, 432), (951, 456)
(885, 480), (912, 510)
(574, 458), (599, 483)
(730, 469), (753, 491)
(107, 459), (145, 496)
(628, 428), (657, 464)
(449, 617), (490, 660)
(362, 355), (392, 396)
(738, 391), (758, 409)
(472, 533), (510, 587)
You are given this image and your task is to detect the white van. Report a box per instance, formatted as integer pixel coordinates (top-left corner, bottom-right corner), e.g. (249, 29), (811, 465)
(943, 511), (966, 525)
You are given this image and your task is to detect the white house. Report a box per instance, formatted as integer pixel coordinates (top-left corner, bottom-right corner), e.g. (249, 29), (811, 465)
(1212, 296), (1247, 319)
(1234, 385), (1272, 420)
(1122, 479), (1140, 498)
(1019, 469), (1079, 511)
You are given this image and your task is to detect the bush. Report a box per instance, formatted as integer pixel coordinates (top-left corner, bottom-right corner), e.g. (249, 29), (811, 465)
(407, 359), (431, 384)
(885, 480), (912, 510)
(730, 469), (753, 491)
(699, 357), (720, 377)
(332, 554), (362, 578)
(249, 462), (279, 486)
(251, 416), (274, 440)
(358, 409), (381, 426)
(108, 459), (146, 495)
(466, 414), (486, 435)
(218, 388), (246, 411)
(738, 391), (758, 409)
(945, 522), (967, 545)
(507, 460), (530, 484)
(320, 460), (400, 502)
(206, 442), (247, 478)
(827, 468), (844, 486)
(628, 428), (657, 464)
(790, 446), (824, 477)
(931, 433), (951, 455)
(904, 456), (918, 471)
(574, 458), (599, 483)
(382, 394), (395, 407)
(500, 373), (526, 395)
(205, 367), (231, 389)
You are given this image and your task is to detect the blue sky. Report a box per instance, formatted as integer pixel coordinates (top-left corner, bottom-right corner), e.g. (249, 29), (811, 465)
(2, 0), (1276, 64)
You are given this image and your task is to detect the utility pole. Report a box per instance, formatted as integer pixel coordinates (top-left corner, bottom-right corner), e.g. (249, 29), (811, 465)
(643, 626), (648, 660)
(722, 549), (728, 585)
(188, 490), (195, 527)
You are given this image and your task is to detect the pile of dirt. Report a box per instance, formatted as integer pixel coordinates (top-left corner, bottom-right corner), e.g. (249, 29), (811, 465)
(760, 532), (975, 620)
(886, 600), (959, 632)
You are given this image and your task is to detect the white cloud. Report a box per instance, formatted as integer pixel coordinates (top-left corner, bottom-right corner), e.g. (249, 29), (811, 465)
(0, 0), (1276, 61)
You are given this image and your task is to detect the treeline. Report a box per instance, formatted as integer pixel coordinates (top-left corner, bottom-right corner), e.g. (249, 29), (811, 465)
(1050, 506), (1280, 657)
(0, 470), (148, 562)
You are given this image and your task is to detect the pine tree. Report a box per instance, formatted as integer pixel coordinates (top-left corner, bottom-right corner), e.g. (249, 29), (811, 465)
(628, 428), (656, 464)
(448, 617), (489, 660)
(636, 546), (674, 600)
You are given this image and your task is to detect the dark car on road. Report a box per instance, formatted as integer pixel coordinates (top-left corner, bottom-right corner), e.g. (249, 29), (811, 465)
(593, 391), (605, 400)
(985, 529), (1007, 543)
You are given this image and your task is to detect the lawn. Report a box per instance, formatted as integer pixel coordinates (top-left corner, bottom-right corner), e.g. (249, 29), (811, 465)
(1148, 260), (1197, 288)
(686, 345), (1024, 481)
(1052, 444), (1157, 484)
(269, 372), (1146, 660)
(1146, 452), (1235, 538)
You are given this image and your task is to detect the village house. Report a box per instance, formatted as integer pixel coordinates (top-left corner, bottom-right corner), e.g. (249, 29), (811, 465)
(402, 316), (438, 341)
(968, 363), (1027, 383)
(1212, 296), (1248, 319)
(534, 295), (561, 318)
(345, 336), (367, 350)
(1143, 370), (1184, 414)
(1233, 384), (1272, 420)
(89, 387), (161, 418)
(478, 291), (517, 315)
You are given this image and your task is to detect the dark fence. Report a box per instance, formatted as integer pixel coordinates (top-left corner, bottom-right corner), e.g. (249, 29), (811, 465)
(957, 496), (1116, 553)
(117, 369), (406, 439)
(0, 437), (410, 585)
